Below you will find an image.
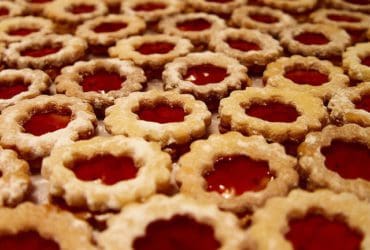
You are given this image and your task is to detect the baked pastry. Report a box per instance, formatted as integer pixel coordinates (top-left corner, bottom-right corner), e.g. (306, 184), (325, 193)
(0, 94), (96, 160)
(15, 0), (54, 15)
(298, 124), (370, 201)
(0, 1), (24, 20)
(343, 42), (370, 82)
(42, 135), (172, 211)
(176, 132), (298, 213)
(245, 189), (370, 250)
(98, 194), (246, 250)
(327, 0), (370, 13)
(259, 0), (318, 14)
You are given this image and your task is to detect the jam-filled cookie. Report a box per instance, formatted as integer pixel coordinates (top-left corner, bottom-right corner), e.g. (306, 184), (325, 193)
(42, 135), (171, 211)
(0, 1), (24, 20)
(98, 194), (246, 250)
(16, 0), (54, 15)
(245, 189), (370, 250)
(186, 0), (246, 15)
(298, 124), (370, 201)
(259, 0), (318, 14)
(176, 132), (298, 213)
(327, 0), (370, 13)
(343, 42), (370, 82)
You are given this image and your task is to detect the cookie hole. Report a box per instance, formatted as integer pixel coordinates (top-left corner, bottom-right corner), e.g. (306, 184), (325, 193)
(133, 2), (167, 11)
(344, 0), (370, 5)
(294, 32), (330, 45)
(0, 78), (29, 99)
(249, 13), (279, 23)
(326, 14), (361, 23)
(0, 7), (9, 16)
(245, 101), (300, 123)
(284, 68), (329, 86)
(354, 93), (370, 112)
(7, 27), (39, 37)
(68, 4), (96, 14)
(135, 101), (187, 124)
(0, 231), (60, 250)
(226, 38), (261, 52)
(183, 64), (229, 85)
(136, 42), (175, 55)
(21, 43), (62, 58)
(361, 55), (370, 67)
(80, 68), (126, 93)
(93, 22), (127, 33)
(176, 18), (212, 32)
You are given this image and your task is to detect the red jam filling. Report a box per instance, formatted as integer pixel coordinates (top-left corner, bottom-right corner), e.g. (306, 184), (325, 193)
(344, 0), (369, 4)
(245, 101), (299, 123)
(355, 93), (370, 112)
(294, 32), (330, 45)
(81, 69), (125, 93)
(72, 155), (138, 185)
(133, 215), (220, 250)
(346, 29), (366, 43)
(206, 0), (233, 3)
(282, 140), (300, 157)
(177, 18), (212, 31)
(133, 2), (166, 11)
(136, 42), (175, 55)
(23, 109), (71, 136)
(183, 64), (228, 85)
(69, 4), (95, 14)
(327, 14), (360, 23)
(0, 231), (60, 250)
(249, 13), (278, 23)
(0, 8), (9, 16)
(21, 45), (62, 58)
(93, 22), (127, 33)
(285, 214), (363, 250)
(284, 69), (329, 86)
(204, 155), (273, 195)
(227, 39), (261, 52)
(30, 0), (52, 3)
(8, 28), (39, 36)
(322, 140), (370, 181)
(0, 81), (28, 99)
(137, 103), (185, 123)
(362, 56), (370, 67)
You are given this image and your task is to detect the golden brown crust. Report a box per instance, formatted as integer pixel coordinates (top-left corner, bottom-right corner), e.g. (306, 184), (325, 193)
(55, 59), (146, 110)
(298, 124), (370, 201)
(98, 194), (246, 250)
(329, 82), (370, 127)
(327, 0), (370, 13)
(260, 0), (318, 13)
(104, 90), (212, 147)
(279, 23), (351, 58)
(0, 94), (97, 160)
(0, 202), (97, 250)
(42, 136), (172, 211)
(219, 87), (328, 142)
(264, 55), (349, 101)
(343, 42), (370, 81)
(245, 189), (370, 250)
(176, 132), (298, 213)
(186, 0), (246, 14)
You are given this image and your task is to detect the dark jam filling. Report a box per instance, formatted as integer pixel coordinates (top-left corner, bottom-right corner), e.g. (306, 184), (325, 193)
(137, 103), (186, 123)
(284, 69), (329, 86)
(0, 81), (28, 99)
(183, 64), (228, 85)
(23, 109), (71, 136)
(81, 69), (125, 93)
(29, 0), (52, 3)
(344, 0), (370, 5)
(321, 140), (370, 181)
(69, 4), (95, 14)
(177, 18), (212, 31)
(285, 214), (363, 250)
(245, 101), (299, 123)
(354, 93), (370, 112)
(282, 140), (301, 157)
(294, 32), (330, 45)
(206, 0), (233, 3)
(249, 13), (279, 23)
(362, 56), (370, 67)
(346, 29), (366, 43)
(21, 45), (62, 58)
(8, 28), (39, 36)
(0, 231), (60, 250)
(133, 215), (221, 250)
(93, 22), (127, 33)
(133, 2), (166, 11)
(327, 14), (361, 23)
(72, 155), (138, 185)
(136, 42), (175, 55)
(203, 155), (273, 195)
(227, 39), (261, 51)
(0, 8), (9, 16)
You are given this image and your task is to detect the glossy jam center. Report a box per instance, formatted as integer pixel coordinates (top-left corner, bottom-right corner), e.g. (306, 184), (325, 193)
(249, 13), (278, 23)
(133, 2), (166, 11)
(0, 82), (28, 99)
(322, 140), (370, 181)
(133, 215), (220, 250)
(72, 155), (138, 185)
(23, 109), (71, 136)
(93, 22), (127, 33)
(177, 18), (212, 31)
(81, 69), (125, 93)
(8, 28), (39, 36)
(69, 4), (95, 14)
(21, 45), (62, 57)
(327, 14), (360, 22)
(136, 42), (175, 55)
(294, 32), (330, 45)
(227, 39), (261, 51)
(0, 231), (60, 250)
(0, 8), (9, 16)
(183, 64), (228, 85)
(206, 0), (233, 3)
(344, 0), (369, 5)
(285, 214), (363, 250)
(245, 101), (299, 123)
(30, 0), (52, 3)
(284, 69), (329, 86)
(204, 155), (273, 195)
(355, 93), (370, 112)
(137, 103), (185, 123)
(362, 56), (370, 67)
